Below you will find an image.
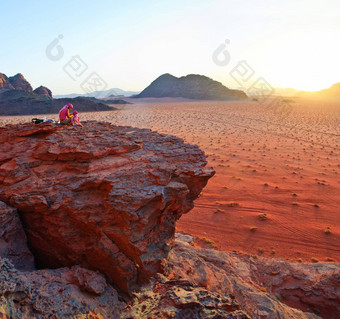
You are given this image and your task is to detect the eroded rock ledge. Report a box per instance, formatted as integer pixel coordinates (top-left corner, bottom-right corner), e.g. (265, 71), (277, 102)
(0, 121), (214, 293)
(0, 122), (338, 319)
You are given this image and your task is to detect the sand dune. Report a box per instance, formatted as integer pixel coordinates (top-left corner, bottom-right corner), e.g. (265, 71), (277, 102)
(1, 97), (339, 263)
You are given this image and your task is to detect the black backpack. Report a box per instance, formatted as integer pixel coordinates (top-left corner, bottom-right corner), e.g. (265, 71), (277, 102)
(31, 118), (44, 124)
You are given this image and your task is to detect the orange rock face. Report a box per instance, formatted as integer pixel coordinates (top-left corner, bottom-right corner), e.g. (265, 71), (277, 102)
(0, 121), (214, 293)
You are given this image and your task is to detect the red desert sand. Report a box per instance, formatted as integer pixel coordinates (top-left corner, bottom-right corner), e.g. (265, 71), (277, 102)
(1, 97), (339, 263)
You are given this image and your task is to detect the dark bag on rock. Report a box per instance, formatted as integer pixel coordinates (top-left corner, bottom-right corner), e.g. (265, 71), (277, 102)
(31, 118), (44, 124)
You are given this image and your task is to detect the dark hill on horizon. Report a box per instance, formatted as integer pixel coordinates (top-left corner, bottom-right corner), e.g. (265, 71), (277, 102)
(0, 72), (128, 115)
(0, 90), (118, 115)
(135, 73), (247, 100)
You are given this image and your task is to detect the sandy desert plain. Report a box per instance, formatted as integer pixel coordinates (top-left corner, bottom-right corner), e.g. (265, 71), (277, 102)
(1, 97), (339, 263)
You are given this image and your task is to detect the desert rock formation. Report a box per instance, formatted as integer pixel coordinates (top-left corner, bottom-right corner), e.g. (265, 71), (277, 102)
(0, 121), (338, 319)
(8, 73), (33, 92)
(135, 73), (247, 100)
(0, 121), (214, 293)
(33, 86), (53, 99)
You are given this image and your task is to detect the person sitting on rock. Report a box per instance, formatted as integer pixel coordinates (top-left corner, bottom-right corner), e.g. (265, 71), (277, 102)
(71, 111), (83, 127)
(59, 103), (74, 125)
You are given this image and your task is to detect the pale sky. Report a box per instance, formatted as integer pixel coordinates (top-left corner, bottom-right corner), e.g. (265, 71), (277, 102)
(1, 0), (339, 94)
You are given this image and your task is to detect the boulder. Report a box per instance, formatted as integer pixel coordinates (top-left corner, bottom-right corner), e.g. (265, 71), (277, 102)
(0, 257), (124, 318)
(0, 121), (214, 293)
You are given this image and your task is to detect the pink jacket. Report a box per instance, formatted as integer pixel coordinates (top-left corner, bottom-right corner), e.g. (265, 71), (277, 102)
(71, 113), (81, 125)
(59, 105), (70, 120)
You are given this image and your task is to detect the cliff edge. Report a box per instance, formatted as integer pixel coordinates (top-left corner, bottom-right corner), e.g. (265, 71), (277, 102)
(0, 121), (214, 293)
(0, 122), (338, 319)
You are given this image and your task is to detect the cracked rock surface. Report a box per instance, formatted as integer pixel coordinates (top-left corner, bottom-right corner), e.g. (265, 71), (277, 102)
(0, 121), (214, 293)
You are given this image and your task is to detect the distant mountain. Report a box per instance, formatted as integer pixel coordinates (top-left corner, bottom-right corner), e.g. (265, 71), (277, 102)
(33, 86), (52, 98)
(0, 90), (118, 116)
(1, 73), (35, 93)
(135, 74), (247, 100)
(55, 88), (140, 99)
(296, 82), (340, 99)
(0, 72), (125, 115)
(8, 73), (33, 92)
(0, 73), (14, 89)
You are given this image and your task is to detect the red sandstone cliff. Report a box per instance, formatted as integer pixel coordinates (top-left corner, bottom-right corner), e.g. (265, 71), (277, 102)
(0, 122), (338, 319)
(0, 121), (214, 294)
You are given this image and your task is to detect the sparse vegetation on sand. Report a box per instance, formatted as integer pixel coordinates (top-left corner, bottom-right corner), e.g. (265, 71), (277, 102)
(258, 213), (267, 221)
(324, 228), (331, 235)
(215, 208), (224, 213)
(4, 99), (340, 264)
(228, 202), (239, 207)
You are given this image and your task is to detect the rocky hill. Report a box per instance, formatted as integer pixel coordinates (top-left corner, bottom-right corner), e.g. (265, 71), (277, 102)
(0, 73), (35, 92)
(0, 72), (128, 115)
(33, 86), (53, 98)
(0, 122), (338, 319)
(0, 73), (15, 89)
(135, 73), (248, 100)
(0, 90), (117, 115)
(8, 73), (33, 92)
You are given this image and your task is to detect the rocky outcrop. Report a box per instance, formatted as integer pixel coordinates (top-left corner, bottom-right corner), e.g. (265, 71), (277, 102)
(168, 233), (339, 319)
(33, 85), (53, 98)
(0, 201), (35, 271)
(0, 121), (214, 294)
(123, 275), (250, 318)
(1, 232), (339, 319)
(0, 122), (338, 319)
(0, 93), (117, 115)
(0, 73), (14, 90)
(135, 73), (248, 100)
(0, 72), (129, 115)
(0, 255), (251, 319)
(8, 73), (33, 92)
(0, 72), (51, 97)
(0, 257), (124, 318)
